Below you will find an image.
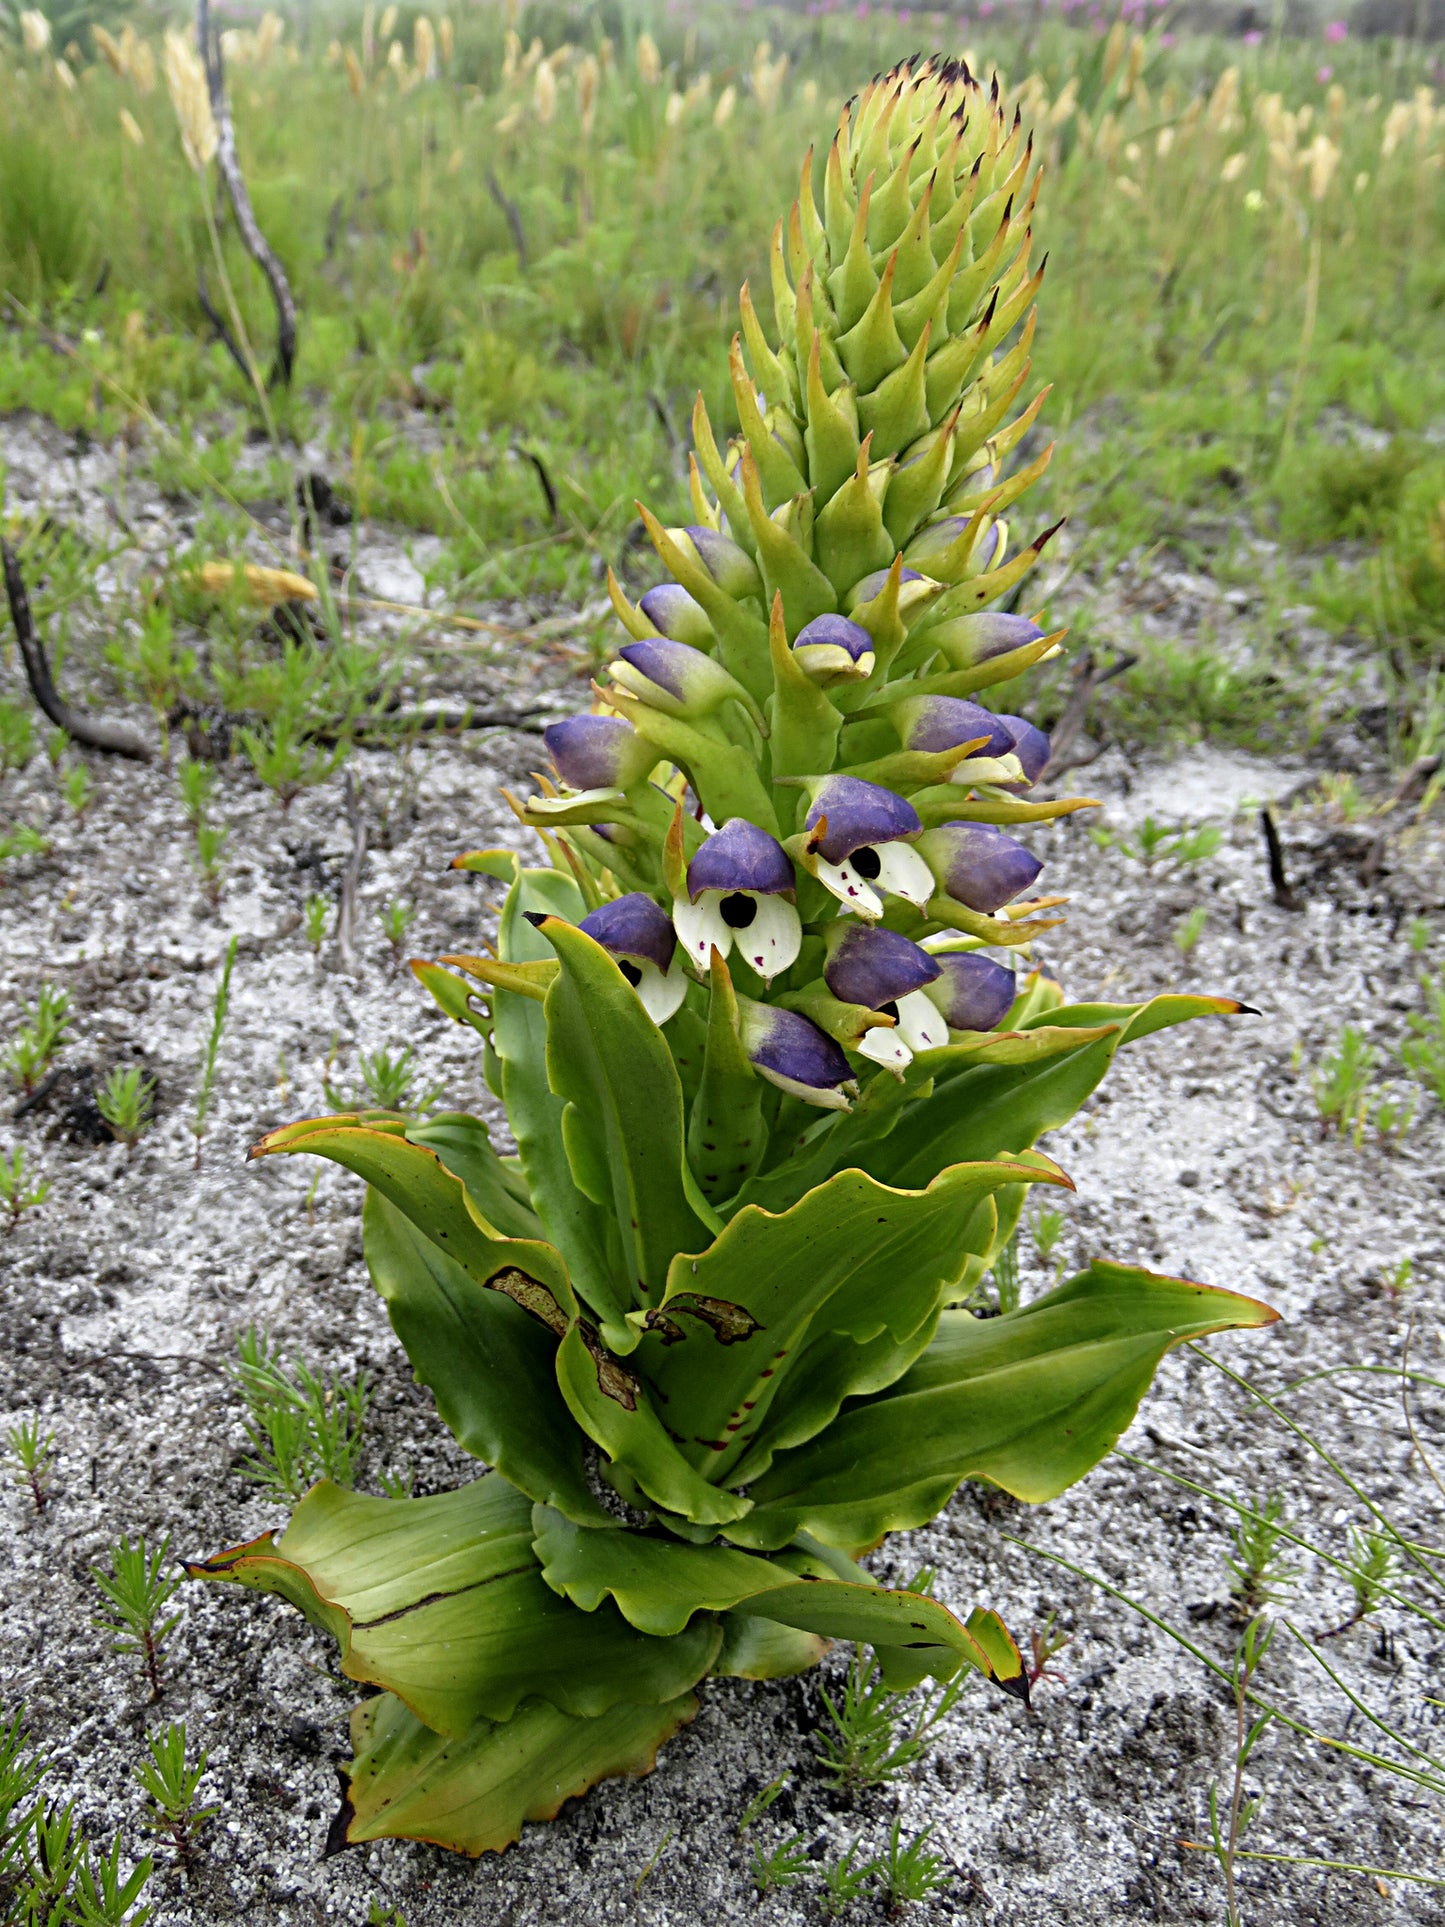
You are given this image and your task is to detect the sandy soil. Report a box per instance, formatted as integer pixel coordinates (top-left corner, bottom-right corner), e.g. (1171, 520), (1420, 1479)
(2, 413), (1444, 1926)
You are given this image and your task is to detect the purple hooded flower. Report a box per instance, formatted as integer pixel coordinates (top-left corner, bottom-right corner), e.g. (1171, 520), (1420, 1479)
(610, 637), (758, 723)
(896, 696), (1016, 762)
(846, 564), (927, 612)
(671, 525), (762, 601)
(675, 818), (801, 981)
(925, 612), (1047, 669)
(994, 714), (1050, 787)
(579, 893), (686, 1023)
(917, 823), (1044, 916)
(801, 776), (934, 920)
(639, 583), (714, 648)
(736, 997), (855, 1110)
(823, 925), (949, 1073)
(544, 714), (656, 792)
(921, 951), (1017, 1032)
(792, 614), (876, 683)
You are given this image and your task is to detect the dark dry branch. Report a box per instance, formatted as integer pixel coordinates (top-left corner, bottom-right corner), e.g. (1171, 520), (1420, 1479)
(195, 270), (253, 387)
(2, 541), (152, 760)
(1041, 647), (1138, 780)
(1259, 805), (1304, 911)
(486, 167), (528, 269)
(196, 0), (298, 386)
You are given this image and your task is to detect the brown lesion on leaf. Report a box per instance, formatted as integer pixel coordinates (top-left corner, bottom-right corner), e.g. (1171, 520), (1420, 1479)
(578, 1321), (642, 1410)
(665, 1294), (763, 1345)
(486, 1267), (568, 1338)
(639, 1308), (687, 1345)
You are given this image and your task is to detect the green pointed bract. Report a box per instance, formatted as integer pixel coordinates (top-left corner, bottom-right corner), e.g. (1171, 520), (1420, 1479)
(196, 54), (1278, 1861)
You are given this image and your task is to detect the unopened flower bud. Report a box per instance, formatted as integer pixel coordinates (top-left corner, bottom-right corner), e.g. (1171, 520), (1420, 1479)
(544, 713), (656, 791)
(639, 583), (714, 649)
(736, 997), (854, 1108)
(578, 893), (686, 1023)
(917, 823), (1044, 915)
(922, 951), (1016, 1031)
(791, 614), (875, 683)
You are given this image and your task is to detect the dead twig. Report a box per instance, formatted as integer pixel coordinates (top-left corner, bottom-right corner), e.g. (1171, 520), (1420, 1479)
(335, 768), (367, 971)
(516, 447), (560, 525)
(486, 167), (528, 269)
(1259, 806), (1304, 911)
(195, 269), (253, 386)
(1388, 753), (1442, 814)
(197, 0), (298, 385)
(1040, 647), (1137, 780)
(2, 541), (152, 760)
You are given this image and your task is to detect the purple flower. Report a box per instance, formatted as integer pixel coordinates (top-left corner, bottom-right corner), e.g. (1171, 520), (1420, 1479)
(672, 525), (762, 601)
(922, 951), (1016, 1032)
(994, 714), (1051, 788)
(846, 565), (927, 612)
(824, 923), (940, 1010)
(544, 714), (656, 792)
(792, 614), (876, 684)
(926, 612), (1048, 669)
(801, 776), (935, 920)
(676, 818), (801, 981)
(610, 637), (759, 723)
(736, 997), (854, 1109)
(1324, 17), (1347, 39)
(639, 583), (713, 648)
(896, 696), (1017, 761)
(579, 893), (686, 1023)
(917, 823), (1044, 915)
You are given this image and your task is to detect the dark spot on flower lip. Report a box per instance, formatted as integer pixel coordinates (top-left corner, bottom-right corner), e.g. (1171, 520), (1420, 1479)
(852, 846), (882, 880)
(719, 892), (758, 929)
(618, 960), (643, 987)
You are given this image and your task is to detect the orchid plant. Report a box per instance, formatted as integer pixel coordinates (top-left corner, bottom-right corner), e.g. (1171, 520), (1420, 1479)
(193, 57), (1274, 1857)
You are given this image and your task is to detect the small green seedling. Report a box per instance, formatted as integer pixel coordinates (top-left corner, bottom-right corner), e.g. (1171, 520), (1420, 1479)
(1376, 1255), (1414, 1305)
(866, 1818), (947, 1908)
(303, 891), (331, 951)
(193, 822), (228, 905)
(366, 1905), (408, 1927)
(0, 1147), (50, 1234)
(0, 701), (34, 774)
(177, 757), (215, 827)
(4, 983), (72, 1093)
(1408, 918), (1432, 955)
(1208, 1616), (1277, 1927)
(1402, 972), (1445, 1104)
(736, 1774), (788, 1836)
(0, 1706), (46, 1885)
(1026, 1611), (1072, 1690)
(70, 1830), (154, 1926)
(63, 765), (93, 819)
(0, 826), (47, 878)
(233, 1328), (370, 1501)
(1174, 905), (1208, 954)
(238, 714), (344, 811)
(1095, 816), (1223, 868)
(1373, 1087), (1417, 1146)
(378, 896), (416, 967)
(19, 1799), (86, 1919)
(986, 1231), (1021, 1314)
(817, 1644), (966, 1792)
(4, 1419), (56, 1514)
(1320, 1527), (1398, 1639)
(821, 1839), (870, 1918)
(326, 1044), (445, 1117)
(633, 1827), (674, 1894)
(1311, 1025), (1376, 1137)
(134, 1723), (216, 1884)
(96, 1067), (156, 1156)
(1225, 1496), (1299, 1618)
(749, 1834), (808, 1896)
(1031, 1206), (1066, 1268)
(192, 936), (238, 1170)
(46, 728), (69, 768)
(91, 1533), (183, 1702)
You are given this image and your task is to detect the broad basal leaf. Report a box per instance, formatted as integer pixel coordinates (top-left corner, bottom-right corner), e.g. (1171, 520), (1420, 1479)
(537, 918), (714, 1302)
(729, 1260), (1278, 1552)
(338, 1688), (699, 1856)
(189, 1479), (716, 1733)
(639, 1157), (1070, 1483)
(408, 1112), (542, 1243)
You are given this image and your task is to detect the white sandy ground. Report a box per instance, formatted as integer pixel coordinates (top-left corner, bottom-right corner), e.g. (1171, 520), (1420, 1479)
(1, 411), (1443, 1925)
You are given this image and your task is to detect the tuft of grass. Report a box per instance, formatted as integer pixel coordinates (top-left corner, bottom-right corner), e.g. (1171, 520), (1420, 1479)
(62, 764), (93, 819)
(1310, 1025), (1376, 1139)
(232, 1327), (370, 1502)
(303, 891), (331, 951)
(4, 1418), (56, 1515)
(0, 1145), (50, 1234)
(1402, 972), (1445, 1105)
(817, 1643), (966, 1793)
(748, 1834), (808, 1897)
(4, 983), (72, 1094)
(96, 1066), (156, 1155)
(191, 935), (237, 1169)
(134, 1723), (215, 1886)
(1225, 1496), (1299, 1620)
(866, 1819), (947, 1910)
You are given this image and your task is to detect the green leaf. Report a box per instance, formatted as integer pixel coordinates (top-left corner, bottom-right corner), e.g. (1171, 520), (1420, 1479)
(410, 960), (491, 1037)
(339, 1688), (699, 1855)
(532, 1508), (998, 1683)
(863, 994), (1240, 1190)
(687, 950), (766, 1207)
(408, 1112), (542, 1243)
(711, 1614), (828, 1681)
(638, 1158), (1069, 1483)
(494, 860), (628, 1342)
(733, 1261), (1279, 1551)
(189, 1479), (717, 1732)
(364, 1190), (605, 1524)
(537, 917), (712, 1302)
(553, 1322), (751, 1527)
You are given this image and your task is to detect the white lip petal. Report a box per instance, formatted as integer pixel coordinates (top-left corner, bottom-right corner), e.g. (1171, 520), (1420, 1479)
(739, 894), (802, 981)
(855, 1023), (913, 1077)
(895, 988), (951, 1054)
(813, 855), (884, 921)
(872, 840), (937, 908)
(752, 1062), (853, 1110)
(635, 960), (688, 1024)
(673, 893), (732, 971)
